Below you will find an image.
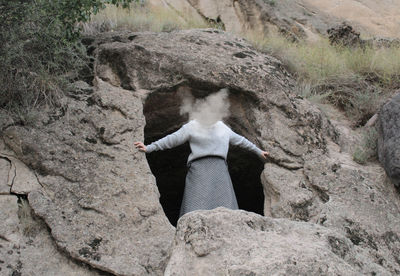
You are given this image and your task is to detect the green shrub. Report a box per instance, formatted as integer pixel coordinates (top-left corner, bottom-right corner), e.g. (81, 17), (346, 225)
(0, 0), (136, 122)
(0, 1), (81, 116)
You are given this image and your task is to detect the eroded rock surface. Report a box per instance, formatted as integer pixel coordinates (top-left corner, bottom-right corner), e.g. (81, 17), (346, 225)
(0, 195), (101, 276)
(378, 92), (400, 189)
(263, 141), (400, 272)
(0, 153), (42, 195)
(2, 78), (175, 275)
(166, 208), (391, 275)
(0, 157), (11, 194)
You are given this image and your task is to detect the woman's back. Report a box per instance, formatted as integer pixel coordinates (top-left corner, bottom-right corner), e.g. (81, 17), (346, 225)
(146, 120), (262, 164)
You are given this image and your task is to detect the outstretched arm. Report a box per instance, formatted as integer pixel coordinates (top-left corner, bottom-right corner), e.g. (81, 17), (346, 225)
(134, 123), (190, 153)
(229, 130), (269, 160)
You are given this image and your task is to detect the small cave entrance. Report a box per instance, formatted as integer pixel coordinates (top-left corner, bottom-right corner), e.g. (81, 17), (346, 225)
(143, 87), (265, 226)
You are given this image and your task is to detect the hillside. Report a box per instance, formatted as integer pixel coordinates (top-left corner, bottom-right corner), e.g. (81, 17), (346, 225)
(149, 0), (400, 40)
(1, 1), (400, 275)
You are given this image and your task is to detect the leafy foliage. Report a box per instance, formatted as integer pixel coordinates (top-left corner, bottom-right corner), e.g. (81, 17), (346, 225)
(0, 0), (135, 122)
(51, 0), (137, 39)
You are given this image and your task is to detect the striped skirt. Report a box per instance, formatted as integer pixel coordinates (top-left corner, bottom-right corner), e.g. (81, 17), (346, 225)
(179, 156), (239, 217)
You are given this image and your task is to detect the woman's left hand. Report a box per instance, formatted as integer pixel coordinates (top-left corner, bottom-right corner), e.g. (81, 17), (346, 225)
(261, 151), (269, 160)
(134, 142), (147, 152)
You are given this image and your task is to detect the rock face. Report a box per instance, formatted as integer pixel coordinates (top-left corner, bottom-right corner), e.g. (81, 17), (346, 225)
(0, 156), (11, 194)
(2, 77), (175, 275)
(166, 208), (391, 276)
(378, 92), (400, 189)
(150, 0), (327, 41)
(0, 153), (42, 195)
(1, 29), (400, 275)
(0, 195), (101, 276)
(149, 0), (400, 40)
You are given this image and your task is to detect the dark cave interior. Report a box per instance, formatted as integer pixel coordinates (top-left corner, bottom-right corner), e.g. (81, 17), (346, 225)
(143, 86), (265, 226)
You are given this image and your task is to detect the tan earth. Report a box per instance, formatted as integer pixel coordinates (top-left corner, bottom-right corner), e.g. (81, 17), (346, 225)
(304, 0), (400, 38)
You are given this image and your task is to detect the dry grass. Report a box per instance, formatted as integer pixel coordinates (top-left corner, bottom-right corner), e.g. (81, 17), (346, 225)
(246, 31), (400, 87)
(18, 198), (41, 237)
(82, 3), (211, 34)
(245, 30), (400, 124)
(245, 32), (348, 83)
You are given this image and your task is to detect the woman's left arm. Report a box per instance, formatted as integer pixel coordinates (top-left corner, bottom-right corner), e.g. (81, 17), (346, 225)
(229, 130), (269, 160)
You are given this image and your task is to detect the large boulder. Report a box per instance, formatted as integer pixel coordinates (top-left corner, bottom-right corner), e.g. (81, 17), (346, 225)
(378, 92), (400, 189)
(165, 208), (391, 275)
(2, 77), (175, 275)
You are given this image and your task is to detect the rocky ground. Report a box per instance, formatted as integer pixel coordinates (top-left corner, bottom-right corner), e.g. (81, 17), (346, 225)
(1, 29), (399, 275)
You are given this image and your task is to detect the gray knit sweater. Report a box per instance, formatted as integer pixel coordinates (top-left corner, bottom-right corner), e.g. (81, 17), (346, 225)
(146, 120), (263, 163)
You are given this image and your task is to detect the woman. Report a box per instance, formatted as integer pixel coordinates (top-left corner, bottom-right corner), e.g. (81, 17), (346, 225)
(134, 119), (269, 218)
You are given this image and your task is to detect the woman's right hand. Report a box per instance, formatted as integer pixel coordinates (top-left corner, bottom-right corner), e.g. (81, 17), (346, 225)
(134, 142), (147, 152)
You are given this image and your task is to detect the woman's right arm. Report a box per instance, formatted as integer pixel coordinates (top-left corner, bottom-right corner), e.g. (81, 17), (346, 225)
(135, 123), (190, 153)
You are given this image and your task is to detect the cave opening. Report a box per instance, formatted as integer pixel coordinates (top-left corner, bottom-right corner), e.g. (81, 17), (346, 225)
(143, 86), (265, 226)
